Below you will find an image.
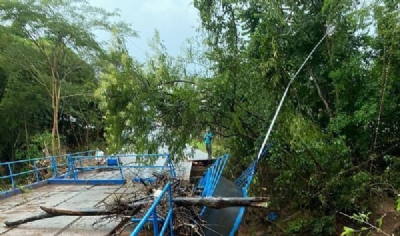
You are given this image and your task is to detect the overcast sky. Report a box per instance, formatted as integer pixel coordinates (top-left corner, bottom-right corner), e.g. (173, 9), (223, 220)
(87, 0), (200, 62)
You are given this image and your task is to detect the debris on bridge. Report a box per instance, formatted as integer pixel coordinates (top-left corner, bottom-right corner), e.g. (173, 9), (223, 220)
(4, 171), (270, 235)
(100, 171), (205, 235)
(80, 171), (268, 235)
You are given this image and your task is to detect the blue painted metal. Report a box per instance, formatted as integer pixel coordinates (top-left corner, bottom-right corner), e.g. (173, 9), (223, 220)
(130, 182), (174, 236)
(234, 143), (273, 190)
(0, 150), (175, 199)
(230, 188), (248, 236)
(133, 176), (156, 184)
(196, 154), (230, 198)
(165, 154), (176, 177)
(268, 211), (278, 221)
(0, 150), (101, 197)
(47, 179), (126, 185)
(0, 180), (48, 200)
(228, 143), (273, 235)
(190, 154), (230, 217)
(63, 153), (175, 182)
(130, 218), (164, 223)
(107, 158), (118, 166)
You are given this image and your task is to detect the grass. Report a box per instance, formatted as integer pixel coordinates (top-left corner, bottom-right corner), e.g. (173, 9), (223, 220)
(190, 139), (227, 157)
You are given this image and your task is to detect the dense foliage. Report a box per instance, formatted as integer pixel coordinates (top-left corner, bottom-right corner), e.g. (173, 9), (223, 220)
(1, 0), (400, 234)
(0, 0), (132, 159)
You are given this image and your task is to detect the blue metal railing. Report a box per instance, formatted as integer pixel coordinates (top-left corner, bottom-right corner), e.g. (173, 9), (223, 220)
(130, 182), (174, 236)
(234, 143), (273, 191)
(193, 154), (229, 217)
(0, 150), (95, 191)
(196, 154), (229, 198)
(229, 143), (273, 235)
(64, 153), (175, 181)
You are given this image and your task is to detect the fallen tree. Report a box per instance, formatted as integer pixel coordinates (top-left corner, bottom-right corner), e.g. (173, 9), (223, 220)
(40, 196), (269, 215)
(4, 172), (270, 235)
(4, 197), (269, 227)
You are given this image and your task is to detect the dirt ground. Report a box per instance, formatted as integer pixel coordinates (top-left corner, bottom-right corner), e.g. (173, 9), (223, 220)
(372, 198), (400, 236)
(235, 197), (400, 236)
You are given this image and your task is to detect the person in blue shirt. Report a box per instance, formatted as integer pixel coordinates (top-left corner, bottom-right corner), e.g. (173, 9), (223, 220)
(204, 130), (213, 159)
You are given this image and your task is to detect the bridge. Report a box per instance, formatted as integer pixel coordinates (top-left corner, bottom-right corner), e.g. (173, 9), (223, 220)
(0, 144), (272, 235)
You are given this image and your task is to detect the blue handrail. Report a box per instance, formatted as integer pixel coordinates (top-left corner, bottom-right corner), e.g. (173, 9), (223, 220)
(193, 154), (229, 217)
(228, 143), (273, 235)
(0, 150), (95, 191)
(65, 153), (175, 181)
(234, 143), (273, 190)
(196, 154), (229, 198)
(130, 182), (174, 236)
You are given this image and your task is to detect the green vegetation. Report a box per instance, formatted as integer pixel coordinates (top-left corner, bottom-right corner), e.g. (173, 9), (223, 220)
(1, 0), (400, 235)
(190, 139), (227, 157)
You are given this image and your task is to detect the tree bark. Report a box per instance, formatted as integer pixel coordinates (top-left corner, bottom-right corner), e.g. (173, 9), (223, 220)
(5, 213), (57, 227)
(39, 197), (270, 216)
(307, 66), (333, 118)
(40, 206), (115, 216)
(173, 197), (270, 208)
(6, 205), (143, 227)
(5, 198), (269, 227)
(24, 113), (29, 147)
(373, 44), (392, 153)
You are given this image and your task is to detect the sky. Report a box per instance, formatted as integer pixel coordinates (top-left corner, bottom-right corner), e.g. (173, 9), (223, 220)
(87, 0), (201, 62)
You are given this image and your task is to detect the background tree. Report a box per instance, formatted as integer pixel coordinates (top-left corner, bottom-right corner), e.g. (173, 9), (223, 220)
(0, 0), (133, 155)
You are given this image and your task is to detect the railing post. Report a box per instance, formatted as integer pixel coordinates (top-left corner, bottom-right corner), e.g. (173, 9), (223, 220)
(79, 157), (83, 169)
(169, 154), (176, 177)
(51, 156), (57, 177)
(72, 156), (78, 180)
(67, 155), (73, 179)
(168, 184), (174, 236)
(8, 163), (15, 189)
(152, 204), (159, 235)
(33, 161), (40, 182)
(117, 155), (124, 180)
(66, 155), (70, 178)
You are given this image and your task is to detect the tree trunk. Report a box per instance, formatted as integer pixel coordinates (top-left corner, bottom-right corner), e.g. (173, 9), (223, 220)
(24, 113), (29, 147)
(56, 84), (61, 154)
(5, 213), (57, 227)
(39, 197), (270, 216)
(51, 70), (61, 156)
(6, 205), (143, 227)
(5, 197), (269, 227)
(173, 197), (270, 208)
(373, 44), (392, 153)
(51, 77), (56, 155)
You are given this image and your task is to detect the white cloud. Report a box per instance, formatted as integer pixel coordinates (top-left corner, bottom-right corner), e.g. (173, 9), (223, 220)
(87, 0), (200, 61)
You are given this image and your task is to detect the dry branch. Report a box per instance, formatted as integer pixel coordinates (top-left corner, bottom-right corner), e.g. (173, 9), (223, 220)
(4, 172), (268, 236)
(38, 197), (269, 217)
(5, 213), (57, 227)
(40, 206), (116, 216)
(173, 197), (270, 208)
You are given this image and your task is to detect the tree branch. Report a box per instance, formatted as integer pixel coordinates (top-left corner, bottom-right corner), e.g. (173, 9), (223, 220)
(159, 80), (196, 86)
(307, 66), (333, 118)
(60, 93), (93, 99)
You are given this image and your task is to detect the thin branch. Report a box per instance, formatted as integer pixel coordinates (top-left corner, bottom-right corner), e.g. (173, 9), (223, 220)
(60, 93), (93, 99)
(339, 212), (391, 236)
(373, 43), (392, 153)
(159, 80), (197, 86)
(307, 66), (333, 118)
(12, 50), (52, 96)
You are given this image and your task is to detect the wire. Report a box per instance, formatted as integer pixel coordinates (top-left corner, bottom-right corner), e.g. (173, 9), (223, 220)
(256, 25), (336, 161)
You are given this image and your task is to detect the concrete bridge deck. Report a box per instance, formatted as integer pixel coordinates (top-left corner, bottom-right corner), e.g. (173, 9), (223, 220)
(0, 148), (210, 236)
(0, 170), (127, 236)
